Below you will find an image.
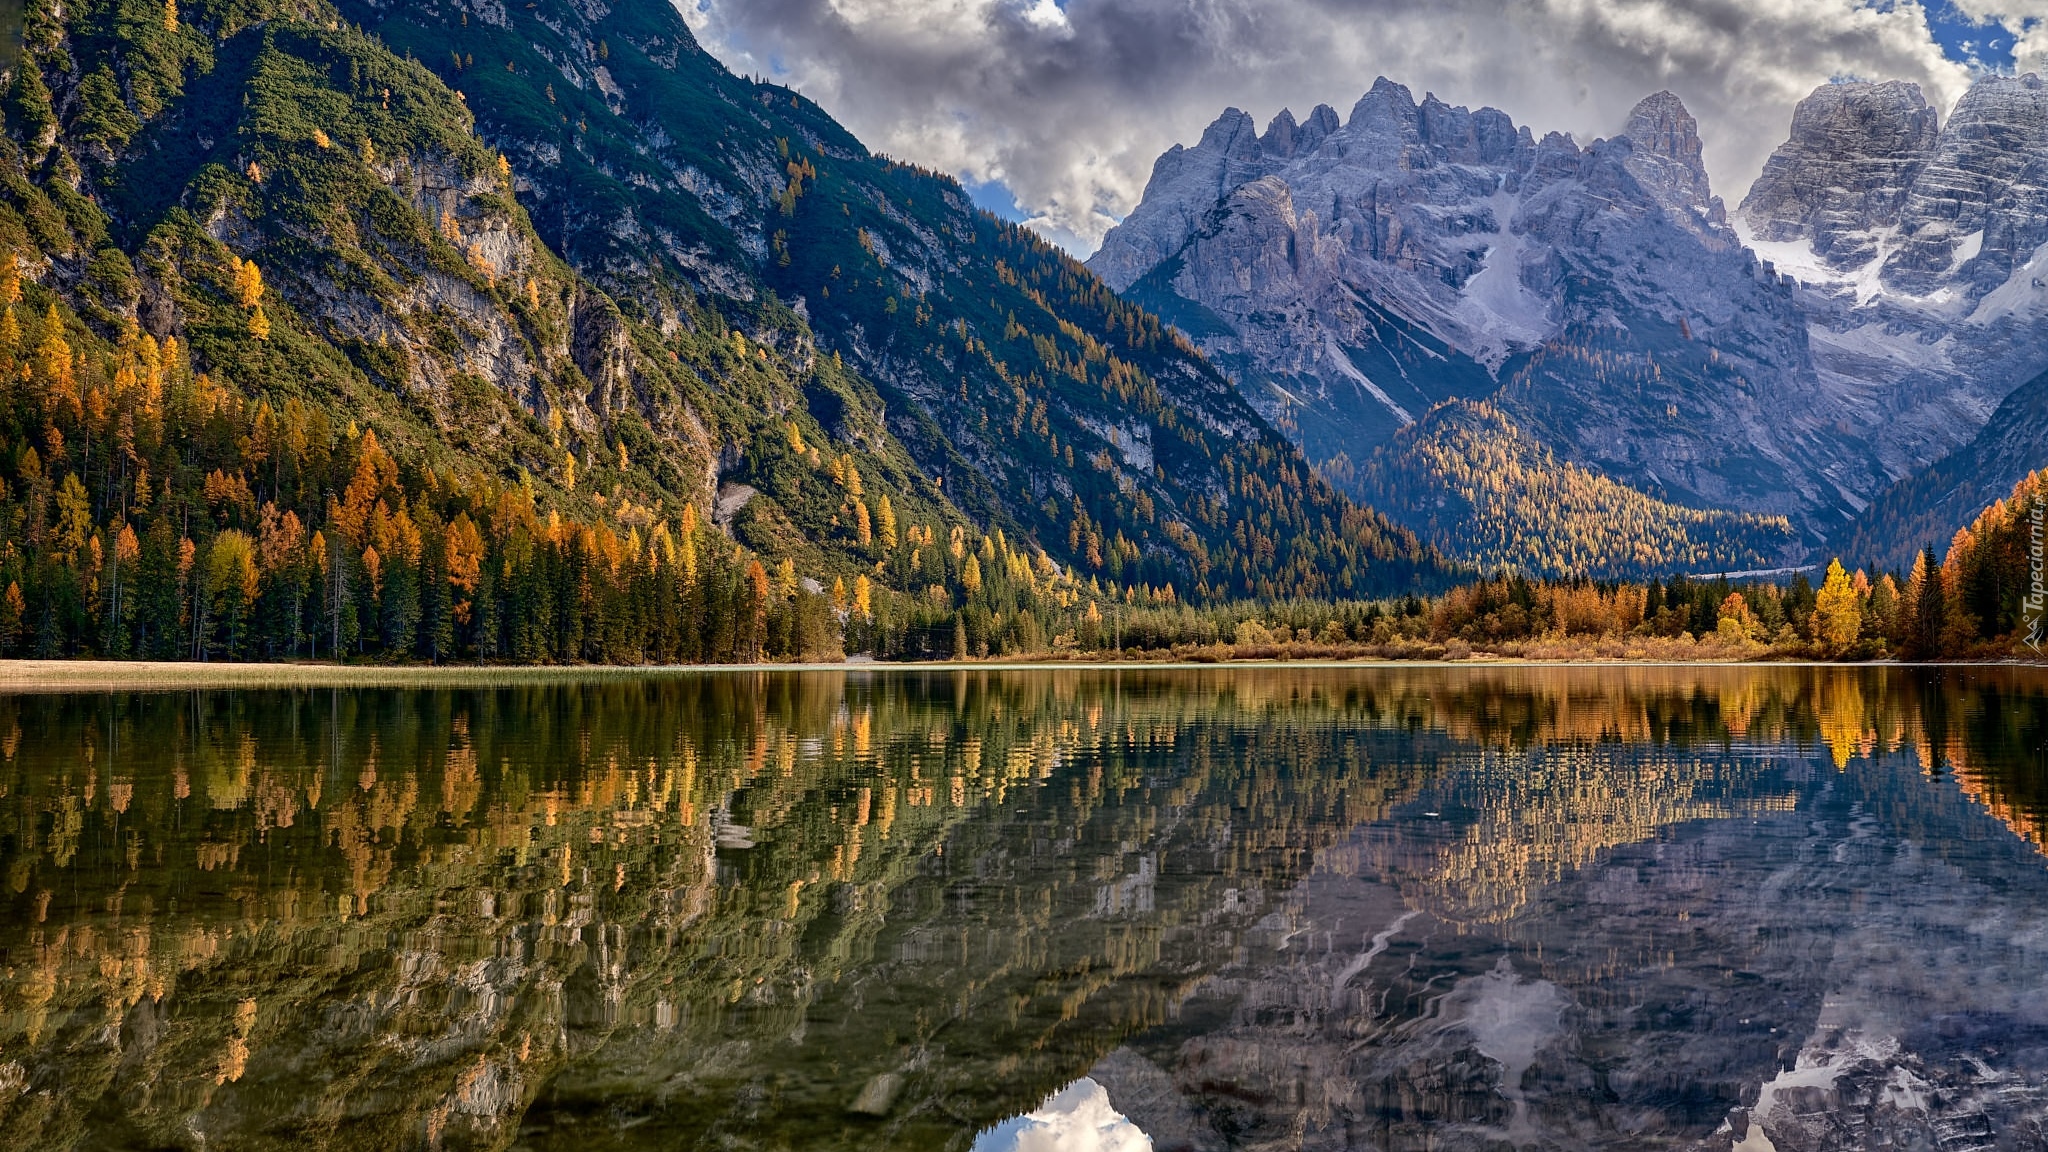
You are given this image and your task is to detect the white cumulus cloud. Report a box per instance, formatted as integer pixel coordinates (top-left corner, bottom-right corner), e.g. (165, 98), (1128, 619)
(678, 0), (1977, 254)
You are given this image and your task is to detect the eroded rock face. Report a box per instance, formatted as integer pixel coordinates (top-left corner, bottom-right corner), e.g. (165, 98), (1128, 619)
(1737, 80), (1939, 268)
(1735, 74), (2048, 550)
(1887, 74), (2048, 295)
(1745, 75), (2048, 299)
(1620, 90), (1731, 244)
(1094, 70), (2048, 559)
(1091, 83), (1868, 546)
(1088, 107), (1277, 295)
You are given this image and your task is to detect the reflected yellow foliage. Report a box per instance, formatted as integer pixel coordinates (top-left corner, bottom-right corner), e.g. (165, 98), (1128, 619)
(0, 667), (2040, 1150)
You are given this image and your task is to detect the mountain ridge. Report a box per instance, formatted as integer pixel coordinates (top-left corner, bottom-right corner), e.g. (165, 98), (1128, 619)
(1091, 73), (2048, 577)
(335, 0), (1448, 600)
(0, 0), (1460, 666)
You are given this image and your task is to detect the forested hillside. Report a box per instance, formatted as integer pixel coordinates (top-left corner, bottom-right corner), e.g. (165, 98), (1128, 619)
(337, 0), (1438, 601)
(0, 0), (2030, 666)
(1836, 365), (2048, 575)
(0, 0), (1447, 663)
(1354, 399), (1800, 580)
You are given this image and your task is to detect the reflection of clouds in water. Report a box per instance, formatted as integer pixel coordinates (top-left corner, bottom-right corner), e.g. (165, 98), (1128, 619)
(972, 1078), (1152, 1152)
(1443, 958), (1568, 1139)
(1455, 958), (1568, 1079)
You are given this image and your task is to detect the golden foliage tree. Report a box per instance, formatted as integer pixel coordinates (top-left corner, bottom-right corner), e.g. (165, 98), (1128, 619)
(1814, 559), (1862, 653)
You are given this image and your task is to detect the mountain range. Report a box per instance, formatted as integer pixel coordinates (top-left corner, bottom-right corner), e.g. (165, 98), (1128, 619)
(1092, 74), (2048, 577)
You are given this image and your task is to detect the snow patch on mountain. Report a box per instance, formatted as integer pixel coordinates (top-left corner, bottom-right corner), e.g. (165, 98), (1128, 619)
(1449, 189), (1552, 360)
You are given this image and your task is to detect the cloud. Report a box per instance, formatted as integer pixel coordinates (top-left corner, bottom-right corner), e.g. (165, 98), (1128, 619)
(679, 0), (1977, 254)
(1945, 1), (2048, 68)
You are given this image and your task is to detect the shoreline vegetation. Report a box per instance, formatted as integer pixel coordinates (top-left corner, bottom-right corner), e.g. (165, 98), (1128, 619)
(0, 245), (2038, 670)
(3, 262), (2034, 668)
(2, 441), (2038, 669)
(1, 645), (2039, 692)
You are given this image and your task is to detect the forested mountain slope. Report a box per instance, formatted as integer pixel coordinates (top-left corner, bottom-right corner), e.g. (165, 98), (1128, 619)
(0, 0), (1446, 662)
(1836, 365), (2048, 575)
(335, 0), (1440, 601)
(1356, 400), (1799, 580)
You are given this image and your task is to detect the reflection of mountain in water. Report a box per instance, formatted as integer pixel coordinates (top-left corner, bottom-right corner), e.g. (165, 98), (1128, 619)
(1108, 748), (2048, 1151)
(0, 668), (2043, 1150)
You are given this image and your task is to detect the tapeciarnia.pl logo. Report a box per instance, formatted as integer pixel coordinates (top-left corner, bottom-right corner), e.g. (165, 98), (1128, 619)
(2026, 497), (2046, 654)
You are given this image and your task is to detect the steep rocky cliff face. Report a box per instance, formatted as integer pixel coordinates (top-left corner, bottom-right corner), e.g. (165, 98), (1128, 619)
(1097, 73), (2048, 575)
(1740, 77), (2048, 564)
(1738, 80), (1939, 269)
(1092, 83), (1845, 575)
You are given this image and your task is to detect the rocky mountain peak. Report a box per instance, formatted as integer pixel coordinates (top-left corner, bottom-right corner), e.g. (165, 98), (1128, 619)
(1622, 92), (1704, 167)
(1617, 90), (1728, 237)
(1737, 80), (1938, 265)
(1262, 108), (1300, 156)
(1741, 72), (2048, 297)
(1882, 71), (2048, 293)
(1261, 104), (1340, 158)
(1343, 77), (1427, 167)
(1197, 107), (1262, 157)
(1091, 105), (1277, 290)
(1349, 76), (1420, 125)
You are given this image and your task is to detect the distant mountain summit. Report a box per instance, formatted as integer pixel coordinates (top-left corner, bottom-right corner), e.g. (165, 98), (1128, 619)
(1088, 82), (1836, 576)
(1092, 74), (2048, 576)
(1738, 76), (2048, 565)
(1742, 75), (2048, 298)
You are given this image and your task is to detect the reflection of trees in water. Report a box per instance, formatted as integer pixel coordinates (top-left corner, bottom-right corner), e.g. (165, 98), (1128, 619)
(0, 667), (2041, 1149)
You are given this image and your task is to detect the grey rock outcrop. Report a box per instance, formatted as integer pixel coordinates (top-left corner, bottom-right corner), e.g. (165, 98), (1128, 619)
(1738, 75), (2048, 555)
(1745, 75), (2048, 298)
(1738, 80), (1939, 268)
(1095, 70), (2048, 563)
(1887, 73), (2048, 294)
(1091, 84), (1872, 546)
(1620, 90), (1731, 244)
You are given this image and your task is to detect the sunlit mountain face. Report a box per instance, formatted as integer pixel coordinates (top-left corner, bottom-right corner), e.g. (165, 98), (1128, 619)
(1, 666), (2045, 1151)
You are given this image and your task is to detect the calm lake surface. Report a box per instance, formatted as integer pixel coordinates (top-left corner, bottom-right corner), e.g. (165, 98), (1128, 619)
(2, 666), (2047, 1151)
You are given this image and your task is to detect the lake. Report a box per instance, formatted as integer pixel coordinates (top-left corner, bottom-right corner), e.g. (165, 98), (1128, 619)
(1, 665), (2046, 1151)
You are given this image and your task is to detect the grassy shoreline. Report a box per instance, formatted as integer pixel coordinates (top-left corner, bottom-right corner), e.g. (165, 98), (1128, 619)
(0, 653), (2038, 691)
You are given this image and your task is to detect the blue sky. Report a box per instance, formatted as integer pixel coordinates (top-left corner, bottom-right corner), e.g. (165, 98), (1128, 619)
(1925, 2), (2022, 68)
(964, 179), (1029, 225)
